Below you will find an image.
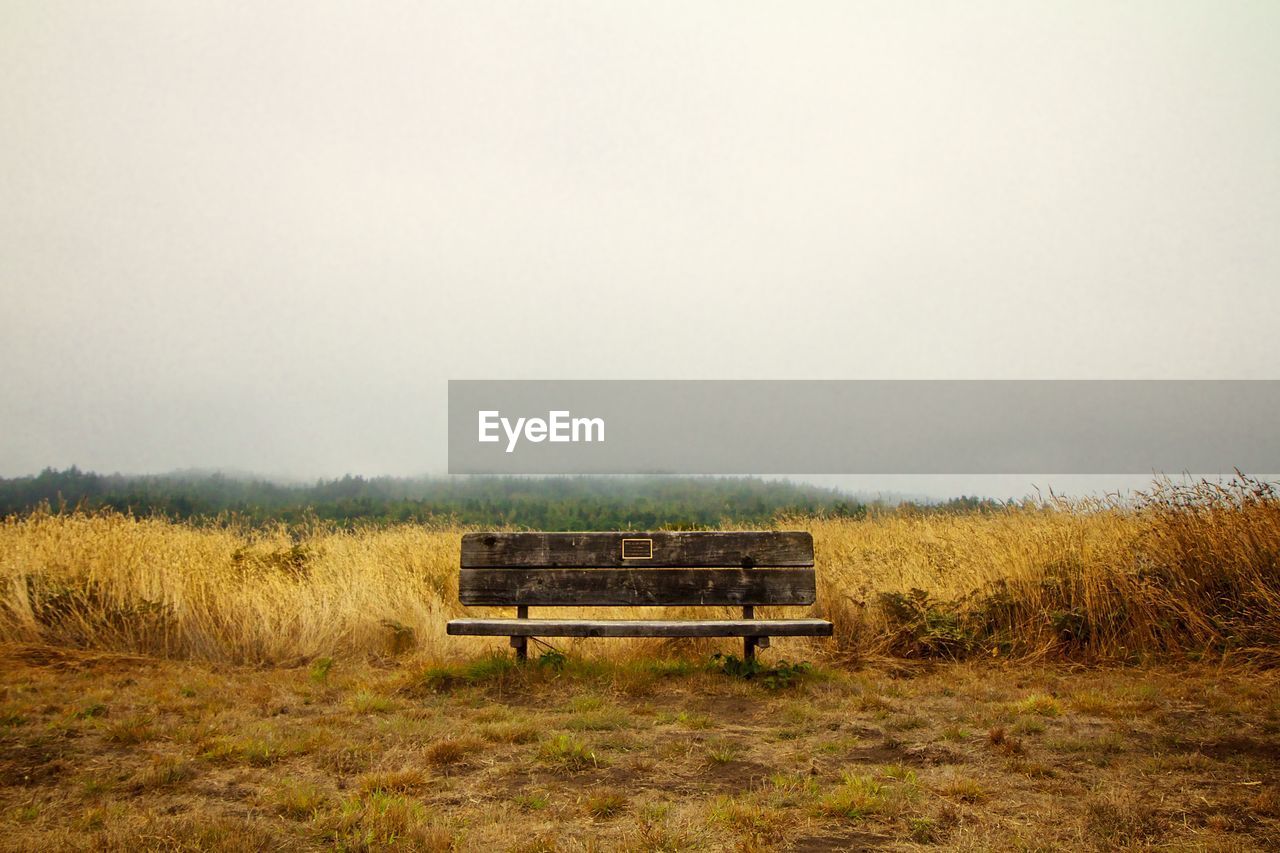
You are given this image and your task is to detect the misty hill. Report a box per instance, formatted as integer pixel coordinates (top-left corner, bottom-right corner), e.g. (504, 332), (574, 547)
(0, 468), (1001, 529)
(0, 468), (849, 528)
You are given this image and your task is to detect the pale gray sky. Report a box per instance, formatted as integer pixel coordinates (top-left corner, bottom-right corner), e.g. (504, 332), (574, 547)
(2, 2), (1278, 496)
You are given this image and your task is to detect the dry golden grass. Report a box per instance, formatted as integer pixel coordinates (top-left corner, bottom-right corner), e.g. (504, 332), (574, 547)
(0, 514), (467, 663)
(0, 651), (1276, 850)
(814, 475), (1280, 664)
(2, 476), (1277, 848)
(2, 476), (1277, 667)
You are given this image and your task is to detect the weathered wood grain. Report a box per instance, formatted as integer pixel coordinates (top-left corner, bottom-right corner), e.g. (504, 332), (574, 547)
(446, 618), (833, 638)
(460, 531), (813, 569)
(457, 567), (816, 606)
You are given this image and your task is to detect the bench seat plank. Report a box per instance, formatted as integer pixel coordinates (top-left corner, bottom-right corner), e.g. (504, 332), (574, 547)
(462, 531), (814, 568)
(458, 567), (816, 607)
(446, 618), (833, 638)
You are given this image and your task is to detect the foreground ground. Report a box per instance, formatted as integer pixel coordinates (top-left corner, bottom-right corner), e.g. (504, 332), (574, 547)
(1, 645), (1277, 851)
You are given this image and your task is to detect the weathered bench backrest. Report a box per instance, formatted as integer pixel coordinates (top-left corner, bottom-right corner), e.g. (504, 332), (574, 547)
(459, 531), (815, 607)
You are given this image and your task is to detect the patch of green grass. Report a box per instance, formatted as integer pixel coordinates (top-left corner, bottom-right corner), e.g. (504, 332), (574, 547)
(1015, 694), (1062, 717)
(1069, 689), (1119, 716)
(239, 738), (289, 767)
(419, 653), (519, 691)
(538, 734), (598, 771)
(711, 654), (814, 689)
(818, 773), (892, 820)
(645, 659), (698, 678)
(309, 657), (334, 685)
(886, 713), (928, 731)
(566, 695), (606, 713)
(705, 739), (741, 764)
(532, 648), (567, 670)
(781, 703), (818, 725)
(769, 771), (809, 790)
(768, 772), (821, 807)
(329, 792), (454, 849)
(657, 710), (712, 730)
(0, 710), (28, 727)
(882, 764), (918, 784)
(708, 795), (794, 843)
(273, 780), (327, 819)
(1117, 684), (1162, 711)
(202, 730), (317, 767)
(630, 804), (695, 851)
(79, 775), (113, 797)
(908, 816), (939, 843)
(350, 690), (396, 714)
(640, 801), (671, 822)
(513, 791), (549, 811)
(876, 588), (979, 658)
(469, 704), (512, 723)
(74, 696), (106, 717)
(557, 657), (624, 682)
(565, 707), (631, 732)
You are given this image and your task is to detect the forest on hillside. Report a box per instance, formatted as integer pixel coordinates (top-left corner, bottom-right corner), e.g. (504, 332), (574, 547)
(0, 468), (1001, 529)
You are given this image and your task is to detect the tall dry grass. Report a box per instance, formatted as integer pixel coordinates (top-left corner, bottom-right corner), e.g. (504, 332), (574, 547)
(1, 477), (1277, 665)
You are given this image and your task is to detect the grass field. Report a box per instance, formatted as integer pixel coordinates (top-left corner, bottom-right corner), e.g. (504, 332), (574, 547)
(1, 649), (1277, 850)
(1, 476), (1278, 849)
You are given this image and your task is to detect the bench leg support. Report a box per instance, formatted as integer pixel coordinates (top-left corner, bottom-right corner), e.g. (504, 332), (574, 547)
(512, 605), (529, 662)
(741, 605), (770, 662)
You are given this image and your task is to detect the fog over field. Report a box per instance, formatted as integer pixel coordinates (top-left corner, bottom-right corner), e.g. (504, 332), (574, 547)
(2, 3), (1278, 497)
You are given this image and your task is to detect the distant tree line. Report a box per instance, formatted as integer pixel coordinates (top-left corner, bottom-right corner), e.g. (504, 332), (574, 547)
(0, 467), (1007, 530)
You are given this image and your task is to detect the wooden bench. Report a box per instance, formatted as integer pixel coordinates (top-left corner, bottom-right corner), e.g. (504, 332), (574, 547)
(446, 531), (832, 661)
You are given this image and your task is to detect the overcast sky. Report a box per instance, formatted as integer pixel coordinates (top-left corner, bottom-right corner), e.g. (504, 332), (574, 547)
(2, 2), (1278, 496)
